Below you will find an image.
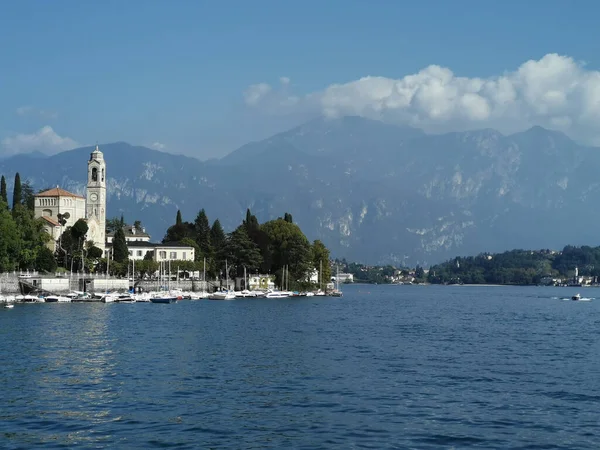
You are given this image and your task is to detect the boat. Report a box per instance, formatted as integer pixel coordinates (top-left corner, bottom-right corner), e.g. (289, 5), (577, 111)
(44, 295), (71, 303)
(572, 293), (581, 301)
(330, 264), (343, 297)
(150, 296), (177, 304)
(208, 259), (236, 300)
(4, 303), (14, 309)
(115, 293), (135, 303)
(265, 290), (289, 299)
(208, 290), (236, 300)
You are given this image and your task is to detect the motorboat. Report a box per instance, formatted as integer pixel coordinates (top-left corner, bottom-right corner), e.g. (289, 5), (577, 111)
(45, 295), (71, 303)
(4, 303), (14, 309)
(572, 293), (581, 301)
(208, 290), (236, 300)
(265, 291), (289, 299)
(150, 296), (178, 304)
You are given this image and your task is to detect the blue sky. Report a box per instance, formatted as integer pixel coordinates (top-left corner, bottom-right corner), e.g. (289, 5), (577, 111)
(1, 0), (599, 159)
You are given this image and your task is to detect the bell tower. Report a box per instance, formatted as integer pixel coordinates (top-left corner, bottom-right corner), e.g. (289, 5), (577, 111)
(86, 145), (106, 252)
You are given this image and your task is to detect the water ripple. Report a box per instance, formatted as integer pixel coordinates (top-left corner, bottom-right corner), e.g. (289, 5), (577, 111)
(2, 286), (600, 448)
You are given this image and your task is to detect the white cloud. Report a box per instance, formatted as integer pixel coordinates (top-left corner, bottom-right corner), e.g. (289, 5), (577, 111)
(243, 54), (600, 144)
(151, 142), (166, 150)
(16, 106), (58, 120)
(243, 83), (272, 106)
(1, 126), (78, 156)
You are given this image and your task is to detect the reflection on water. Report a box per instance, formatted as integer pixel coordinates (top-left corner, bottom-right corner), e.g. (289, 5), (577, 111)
(1, 286), (600, 448)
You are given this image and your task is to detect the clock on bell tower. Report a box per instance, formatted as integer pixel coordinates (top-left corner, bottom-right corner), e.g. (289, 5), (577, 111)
(86, 145), (106, 252)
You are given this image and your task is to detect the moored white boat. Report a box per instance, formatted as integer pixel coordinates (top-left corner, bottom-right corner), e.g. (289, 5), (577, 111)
(208, 290), (236, 300)
(45, 295), (71, 303)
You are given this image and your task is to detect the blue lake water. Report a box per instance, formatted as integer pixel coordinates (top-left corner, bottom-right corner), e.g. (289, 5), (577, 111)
(1, 285), (600, 449)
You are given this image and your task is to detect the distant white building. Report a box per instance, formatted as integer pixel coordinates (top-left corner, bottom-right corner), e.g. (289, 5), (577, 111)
(332, 273), (354, 284)
(234, 274), (275, 291)
(106, 241), (195, 262)
(106, 224), (151, 243)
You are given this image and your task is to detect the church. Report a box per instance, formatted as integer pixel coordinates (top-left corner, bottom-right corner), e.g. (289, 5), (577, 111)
(34, 145), (106, 253)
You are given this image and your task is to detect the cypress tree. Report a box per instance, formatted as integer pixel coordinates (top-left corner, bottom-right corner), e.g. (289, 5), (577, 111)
(194, 208), (212, 255)
(176, 209), (183, 226)
(12, 173), (22, 209)
(112, 226), (129, 263)
(0, 175), (7, 205)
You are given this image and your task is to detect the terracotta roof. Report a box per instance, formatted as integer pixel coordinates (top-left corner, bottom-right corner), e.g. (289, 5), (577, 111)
(40, 216), (60, 227)
(35, 187), (85, 199)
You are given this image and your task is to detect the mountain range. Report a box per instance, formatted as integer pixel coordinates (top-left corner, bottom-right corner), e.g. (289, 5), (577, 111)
(1, 116), (598, 266)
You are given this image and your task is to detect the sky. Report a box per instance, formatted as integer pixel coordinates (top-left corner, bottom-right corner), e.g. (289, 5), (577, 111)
(1, 0), (600, 159)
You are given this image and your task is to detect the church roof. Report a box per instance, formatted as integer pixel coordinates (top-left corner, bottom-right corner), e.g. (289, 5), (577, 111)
(40, 216), (60, 227)
(35, 187), (85, 199)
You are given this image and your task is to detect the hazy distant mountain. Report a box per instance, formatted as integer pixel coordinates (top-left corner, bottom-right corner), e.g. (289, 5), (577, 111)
(1, 117), (599, 265)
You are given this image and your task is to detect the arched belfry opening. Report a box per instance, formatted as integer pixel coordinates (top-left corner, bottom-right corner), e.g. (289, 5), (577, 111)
(92, 167), (98, 182)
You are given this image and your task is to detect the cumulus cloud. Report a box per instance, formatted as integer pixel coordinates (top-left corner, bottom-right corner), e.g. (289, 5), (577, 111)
(16, 106), (58, 120)
(243, 53), (600, 144)
(1, 126), (78, 156)
(151, 141), (166, 150)
(243, 83), (272, 106)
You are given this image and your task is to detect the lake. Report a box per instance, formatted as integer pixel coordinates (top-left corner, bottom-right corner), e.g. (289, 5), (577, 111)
(1, 285), (599, 449)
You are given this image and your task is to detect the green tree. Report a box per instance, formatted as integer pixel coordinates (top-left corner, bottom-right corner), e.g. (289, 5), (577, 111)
(0, 200), (20, 271)
(283, 212), (293, 223)
(210, 219), (227, 274)
(261, 218), (312, 289)
(12, 205), (48, 270)
(21, 181), (35, 210)
(163, 220), (195, 243)
(106, 217), (123, 233)
(0, 175), (7, 206)
(222, 226), (263, 277)
(176, 209), (183, 226)
(415, 265), (425, 279)
(12, 172), (21, 210)
(71, 218), (89, 241)
(112, 226), (129, 263)
(36, 246), (57, 273)
(194, 209), (212, 255)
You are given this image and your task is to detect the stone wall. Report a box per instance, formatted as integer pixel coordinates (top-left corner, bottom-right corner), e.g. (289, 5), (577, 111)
(0, 274), (20, 294)
(0, 273), (235, 294)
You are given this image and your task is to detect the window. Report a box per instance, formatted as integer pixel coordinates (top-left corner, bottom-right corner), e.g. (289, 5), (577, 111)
(92, 167), (98, 181)
(102, 168), (105, 182)
(129, 251), (133, 256)
(159, 251), (166, 259)
(182, 252), (187, 260)
(170, 252), (177, 259)
(42, 209), (52, 217)
(137, 250), (142, 256)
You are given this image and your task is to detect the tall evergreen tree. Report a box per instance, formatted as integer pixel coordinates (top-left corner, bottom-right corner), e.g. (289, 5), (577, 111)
(283, 212), (293, 223)
(176, 209), (183, 226)
(112, 227), (129, 263)
(12, 172), (22, 209)
(21, 182), (35, 211)
(194, 209), (212, 255)
(0, 175), (7, 205)
(210, 219), (226, 274)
